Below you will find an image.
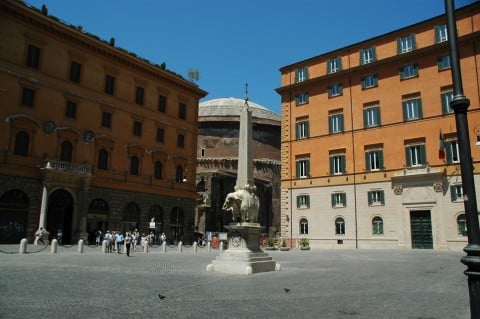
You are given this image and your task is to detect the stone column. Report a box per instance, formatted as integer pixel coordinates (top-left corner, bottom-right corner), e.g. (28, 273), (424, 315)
(38, 185), (48, 229)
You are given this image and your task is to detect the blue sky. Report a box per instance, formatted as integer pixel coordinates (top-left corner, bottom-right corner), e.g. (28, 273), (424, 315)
(25, 0), (474, 114)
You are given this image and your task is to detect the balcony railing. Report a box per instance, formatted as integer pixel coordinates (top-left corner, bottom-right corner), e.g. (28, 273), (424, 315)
(43, 160), (92, 176)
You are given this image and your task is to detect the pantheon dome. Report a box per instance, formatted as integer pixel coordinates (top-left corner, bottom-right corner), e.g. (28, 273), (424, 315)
(195, 97), (281, 237)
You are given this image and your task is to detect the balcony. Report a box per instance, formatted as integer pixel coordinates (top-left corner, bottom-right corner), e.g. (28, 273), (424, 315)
(42, 160), (92, 176)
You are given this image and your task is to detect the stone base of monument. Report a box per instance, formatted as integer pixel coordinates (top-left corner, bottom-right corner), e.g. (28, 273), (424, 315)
(206, 223), (280, 275)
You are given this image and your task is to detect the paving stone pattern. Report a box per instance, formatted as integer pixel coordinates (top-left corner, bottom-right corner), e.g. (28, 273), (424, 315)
(0, 245), (470, 319)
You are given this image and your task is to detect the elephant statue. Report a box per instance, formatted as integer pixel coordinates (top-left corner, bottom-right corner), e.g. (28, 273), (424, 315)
(222, 188), (259, 223)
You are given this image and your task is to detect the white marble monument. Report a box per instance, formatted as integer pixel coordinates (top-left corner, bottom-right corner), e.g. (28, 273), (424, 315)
(206, 86), (279, 275)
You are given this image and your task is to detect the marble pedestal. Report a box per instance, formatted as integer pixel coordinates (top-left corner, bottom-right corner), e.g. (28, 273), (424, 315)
(206, 223), (280, 275)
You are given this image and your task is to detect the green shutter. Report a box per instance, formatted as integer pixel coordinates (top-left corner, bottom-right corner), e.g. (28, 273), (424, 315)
(342, 193), (347, 206)
(380, 190), (385, 204)
(419, 144), (426, 164)
(295, 69), (299, 82)
(328, 116), (333, 133)
(339, 114), (344, 132)
(371, 46), (377, 61)
(328, 86), (332, 97)
(296, 161), (300, 178)
(441, 93), (450, 114)
(360, 50), (365, 64)
(437, 56), (444, 70)
(361, 76), (366, 89)
(450, 185), (457, 201)
(446, 141), (453, 163)
(399, 66), (405, 79)
(368, 191), (373, 205)
(417, 99), (423, 118)
(376, 107), (381, 126)
(414, 64), (419, 76)
(363, 109), (368, 128)
(411, 34), (417, 50)
(295, 123), (300, 139)
(434, 26), (441, 43)
(366, 152), (371, 171)
(329, 156), (334, 175)
(339, 84), (343, 95)
(327, 59), (332, 73)
(331, 193), (335, 207)
(305, 121), (310, 138)
(341, 155), (346, 173)
(396, 38), (402, 54)
(402, 101), (407, 121)
(406, 146), (411, 166)
(304, 67), (309, 80)
(373, 74), (378, 86)
(379, 150), (384, 169)
(296, 196), (300, 208)
(306, 195), (310, 208)
(306, 160), (310, 176)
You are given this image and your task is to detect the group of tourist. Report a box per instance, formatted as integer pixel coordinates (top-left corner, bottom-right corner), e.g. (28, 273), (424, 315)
(94, 229), (166, 256)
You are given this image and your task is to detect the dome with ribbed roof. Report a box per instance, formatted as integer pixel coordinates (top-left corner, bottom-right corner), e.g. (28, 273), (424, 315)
(199, 97), (280, 124)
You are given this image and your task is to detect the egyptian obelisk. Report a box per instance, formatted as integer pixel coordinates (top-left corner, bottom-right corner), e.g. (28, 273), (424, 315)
(206, 84), (279, 275)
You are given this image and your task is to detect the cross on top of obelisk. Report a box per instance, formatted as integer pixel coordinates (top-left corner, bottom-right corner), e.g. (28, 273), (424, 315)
(244, 82), (249, 107)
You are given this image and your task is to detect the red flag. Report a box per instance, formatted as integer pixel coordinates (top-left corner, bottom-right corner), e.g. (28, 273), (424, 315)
(439, 130), (446, 160)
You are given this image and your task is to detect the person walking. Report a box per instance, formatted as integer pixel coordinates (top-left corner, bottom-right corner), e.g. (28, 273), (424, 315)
(125, 232), (132, 257)
(56, 229), (63, 245)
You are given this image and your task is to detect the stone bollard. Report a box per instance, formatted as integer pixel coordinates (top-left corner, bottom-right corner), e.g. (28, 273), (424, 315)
(193, 242), (197, 254)
(102, 240), (108, 253)
(51, 239), (58, 253)
(220, 241), (224, 252)
(178, 241), (183, 252)
(19, 238), (27, 254)
(143, 241), (149, 253)
(78, 239), (84, 253)
(207, 241), (211, 252)
(162, 241), (166, 253)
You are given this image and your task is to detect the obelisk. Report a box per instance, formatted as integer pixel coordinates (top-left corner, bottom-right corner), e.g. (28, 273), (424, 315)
(206, 84), (279, 275)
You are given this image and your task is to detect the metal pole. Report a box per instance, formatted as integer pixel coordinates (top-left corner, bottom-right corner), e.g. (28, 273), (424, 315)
(445, 1), (480, 317)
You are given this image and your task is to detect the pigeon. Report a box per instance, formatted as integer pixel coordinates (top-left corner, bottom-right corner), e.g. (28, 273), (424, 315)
(284, 288), (291, 293)
(158, 294), (166, 300)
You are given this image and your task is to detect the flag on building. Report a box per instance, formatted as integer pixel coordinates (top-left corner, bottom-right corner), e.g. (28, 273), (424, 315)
(439, 130), (446, 160)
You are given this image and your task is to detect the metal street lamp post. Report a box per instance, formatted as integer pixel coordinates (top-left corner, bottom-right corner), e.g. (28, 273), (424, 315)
(445, 1), (480, 317)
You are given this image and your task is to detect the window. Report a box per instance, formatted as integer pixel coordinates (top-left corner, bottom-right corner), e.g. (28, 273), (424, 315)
(330, 154), (346, 175)
(296, 119), (309, 139)
(329, 112), (344, 134)
(179, 103), (186, 119)
(156, 128), (164, 143)
(397, 34), (416, 54)
(372, 217), (384, 235)
(402, 98), (422, 121)
(335, 217), (345, 235)
(405, 144), (426, 167)
(360, 47), (376, 65)
(177, 134), (185, 148)
(26, 44), (40, 68)
(438, 55), (451, 70)
(69, 61), (81, 83)
(368, 190), (385, 206)
(328, 83), (343, 97)
(133, 121), (142, 137)
(363, 106), (381, 128)
(60, 141), (73, 162)
(13, 131), (29, 156)
(154, 161), (163, 179)
(201, 148), (205, 157)
(441, 90), (454, 114)
(295, 92), (309, 105)
(105, 75), (115, 95)
(101, 112), (111, 128)
(135, 86), (144, 105)
(130, 156), (139, 175)
(297, 195), (310, 209)
(295, 67), (308, 83)
(332, 193), (346, 207)
(451, 184), (464, 202)
(434, 24), (448, 43)
(366, 150), (383, 171)
(446, 139), (460, 164)
(21, 88), (35, 107)
(65, 101), (77, 119)
(175, 165), (185, 182)
(296, 158), (310, 178)
(457, 214), (467, 236)
(299, 218), (308, 235)
(97, 149), (108, 170)
(361, 74), (378, 89)
(400, 64), (419, 79)
(327, 57), (342, 73)
(158, 95), (167, 112)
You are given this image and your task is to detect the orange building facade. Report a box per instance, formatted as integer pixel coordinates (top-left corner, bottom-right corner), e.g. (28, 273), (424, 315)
(0, 1), (207, 244)
(277, 3), (480, 250)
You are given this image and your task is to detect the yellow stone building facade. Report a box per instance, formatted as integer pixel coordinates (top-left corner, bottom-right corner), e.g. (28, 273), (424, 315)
(0, 0), (207, 244)
(277, 3), (480, 250)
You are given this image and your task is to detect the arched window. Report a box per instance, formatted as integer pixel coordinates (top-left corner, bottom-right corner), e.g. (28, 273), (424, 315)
(299, 218), (308, 235)
(13, 131), (29, 156)
(175, 165), (184, 182)
(372, 216), (384, 235)
(130, 156), (139, 175)
(154, 161), (163, 179)
(60, 140), (73, 161)
(457, 214), (467, 236)
(335, 217), (345, 235)
(97, 149), (108, 170)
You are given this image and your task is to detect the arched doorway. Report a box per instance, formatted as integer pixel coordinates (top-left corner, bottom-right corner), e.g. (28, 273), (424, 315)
(0, 190), (29, 244)
(123, 202), (140, 233)
(170, 207), (184, 244)
(149, 205), (164, 236)
(47, 189), (74, 244)
(87, 198), (109, 244)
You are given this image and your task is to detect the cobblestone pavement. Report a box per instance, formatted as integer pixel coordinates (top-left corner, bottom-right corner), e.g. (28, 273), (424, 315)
(0, 244), (470, 319)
